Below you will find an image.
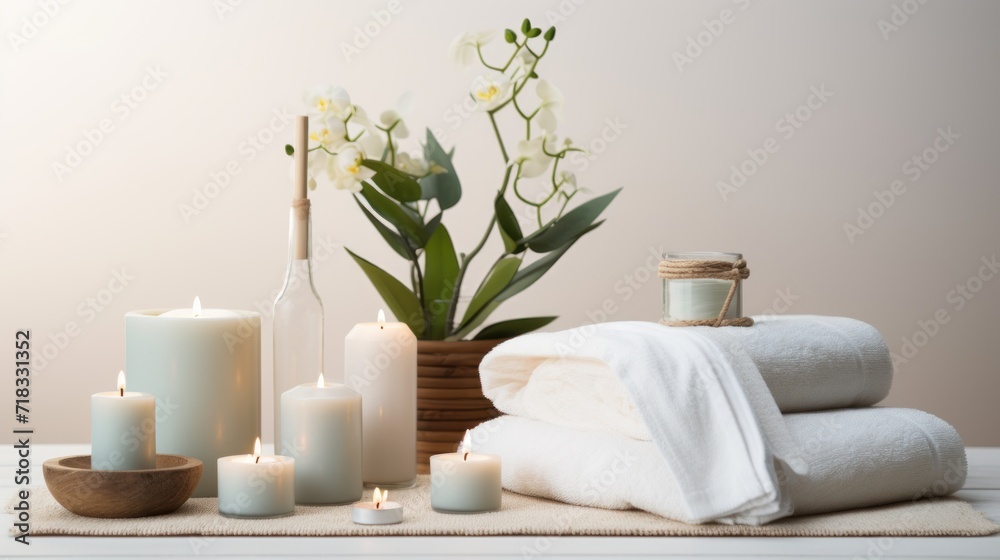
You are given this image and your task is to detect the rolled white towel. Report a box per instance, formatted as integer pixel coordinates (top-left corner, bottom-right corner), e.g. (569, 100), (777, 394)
(471, 408), (965, 525)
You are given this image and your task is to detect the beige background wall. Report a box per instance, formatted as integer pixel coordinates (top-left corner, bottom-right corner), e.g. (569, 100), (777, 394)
(2, 0), (998, 446)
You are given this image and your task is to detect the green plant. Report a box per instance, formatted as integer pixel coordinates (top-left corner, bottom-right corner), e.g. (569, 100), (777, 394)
(288, 19), (621, 340)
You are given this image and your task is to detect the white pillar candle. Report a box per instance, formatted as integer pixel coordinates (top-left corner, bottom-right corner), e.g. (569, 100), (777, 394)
(351, 488), (403, 525)
(91, 371), (156, 471)
(126, 296), (261, 497)
(667, 279), (740, 321)
(344, 309), (417, 488)
(280, 373), (363, 504)
(217, 438), (295, 518)
(429, 431), (501, 513)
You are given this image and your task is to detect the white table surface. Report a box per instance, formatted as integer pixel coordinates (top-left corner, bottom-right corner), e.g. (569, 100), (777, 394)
(1, 444), (998, 559)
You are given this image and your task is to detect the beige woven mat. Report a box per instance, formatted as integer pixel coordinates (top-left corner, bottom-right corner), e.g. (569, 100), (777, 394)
(10, 476), (999, 537)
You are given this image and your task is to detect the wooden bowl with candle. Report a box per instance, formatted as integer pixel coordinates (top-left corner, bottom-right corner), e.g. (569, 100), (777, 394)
(43, 454), (202, 518)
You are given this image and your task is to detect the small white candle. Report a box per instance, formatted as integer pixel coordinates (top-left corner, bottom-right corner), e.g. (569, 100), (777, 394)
(91, 371), (156, 471)
(667, 279), (739, 321)
(429, 431), (501, 513)
(345, 309), (417, 488)
(217, 437), (295, 518)
(351, 487), (403, 525)
(280, 373), (363, 504)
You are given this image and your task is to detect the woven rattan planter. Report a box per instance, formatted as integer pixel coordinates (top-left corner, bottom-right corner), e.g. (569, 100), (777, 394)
(416, 339), (505, 473)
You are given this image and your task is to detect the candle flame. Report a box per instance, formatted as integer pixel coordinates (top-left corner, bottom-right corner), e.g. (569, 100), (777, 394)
(373, 487), (387, 508)
(317, 372), (325, 388)
(377, 309), (385, 328)
(252, 437), (261, 463)
(117, 370), (126, 396)
(193, 296), (202, 318)
(461, 430), (472, 461)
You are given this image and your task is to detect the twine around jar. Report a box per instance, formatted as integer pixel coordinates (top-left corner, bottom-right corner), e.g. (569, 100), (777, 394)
(658, 258), (754, 328)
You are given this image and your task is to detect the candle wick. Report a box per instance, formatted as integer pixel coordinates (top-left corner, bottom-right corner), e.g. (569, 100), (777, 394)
(380, 325), (384, 330)
(463, 451), (469, 461)
(120, 388), (124, 397)
(255, 456), (260, 464)
(376, 501), (380, 509)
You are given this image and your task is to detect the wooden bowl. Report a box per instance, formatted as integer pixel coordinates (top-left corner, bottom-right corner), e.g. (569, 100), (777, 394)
(43, 454), (202, 518)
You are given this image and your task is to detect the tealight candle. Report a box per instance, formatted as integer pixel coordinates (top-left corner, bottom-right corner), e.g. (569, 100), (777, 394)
(429, 431), (501, 514)
(280, 373), (362, 504)
(217, 438), (295, 519)
(351, 487), (403, 525)
(91, 371), (156, 471)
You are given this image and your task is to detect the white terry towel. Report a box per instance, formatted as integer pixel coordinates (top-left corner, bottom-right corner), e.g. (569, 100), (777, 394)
(482, 321), (808, 523)
(471, 408), (966, 525)
(479, 317), (893, 443)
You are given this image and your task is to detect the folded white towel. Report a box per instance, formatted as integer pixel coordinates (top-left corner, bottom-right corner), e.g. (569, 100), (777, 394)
(472, 408), (965, 525)
(480, 317), (893, 443)
(481, 321), (807, 523)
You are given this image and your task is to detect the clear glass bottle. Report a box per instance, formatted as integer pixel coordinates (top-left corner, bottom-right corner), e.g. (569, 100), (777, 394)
(662, 251), (743, 323)
(273, 204), (324, 454)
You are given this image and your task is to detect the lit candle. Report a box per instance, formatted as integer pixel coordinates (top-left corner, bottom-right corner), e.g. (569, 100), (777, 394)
(351, 487), (404, 525)
(429, 431), (501, 513)
(345, 309), (417, 488)
(280, 372), (362, 504)
(126, 296), (261, 497)
(217, 437), (295, 519)
(91, 371), (156, 471)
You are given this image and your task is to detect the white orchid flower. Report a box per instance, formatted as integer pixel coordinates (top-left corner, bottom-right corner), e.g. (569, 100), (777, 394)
(309, 118), (347, 150)
(535, 80), (565, 134)
(395, 152), (429, 176)
(326, 144), (375, 192)
(512, 136), (553, 178)
(304, 85), (353, 120)
(449, 30), (497, 68)
(349, 106), (386, 158)
(471, 72), (512, 111)
(513, 49), (536, 77)
(558, 170), (577, 187)
(379, 110), (409, 139)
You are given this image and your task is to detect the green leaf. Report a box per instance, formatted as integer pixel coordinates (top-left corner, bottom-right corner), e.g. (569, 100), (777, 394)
(473, 316), (557, 340)
(353, 195), (412, 260)
(285, 144), (294, 156)
(461, 256), (521, 326)
(526, 28), (541, 38)
(423, 224), (460, 340)
(494, 193), (524, 254)
(359, 183), (428, 247)
(496, 222), (603, 302)
(504, 29), (516, 43)
(423, 212), (443, 241)
(419, 129), (462, 210)
(345, 249), (424, 337)
(544, 27), (556, 41)
(521, 18), (531, 33)
(527, 188), (621, 253)
(362, 159), (422, 202)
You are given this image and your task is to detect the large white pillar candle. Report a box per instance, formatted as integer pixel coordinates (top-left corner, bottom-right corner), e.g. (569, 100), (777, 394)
(126, 297), (261, 497)
(217, 438), (295, 518)
(91, 371), (156, 471)
(429, 431), (501, 513)
(344, 310), (417, 488)
(280, 373), (362, 504)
